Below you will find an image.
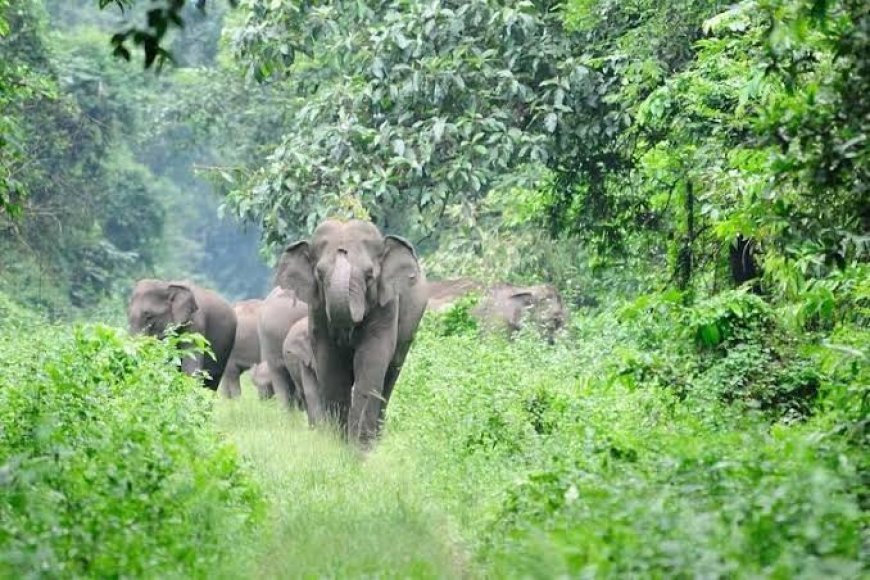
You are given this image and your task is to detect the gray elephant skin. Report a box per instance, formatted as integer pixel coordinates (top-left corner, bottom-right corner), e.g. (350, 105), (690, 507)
(474, 283), (567, 342)
(248, 361), (275, 399)
(425, 278), (484, 313)
(425, 278), (567, 341)
(282, 317), (322, 426)
(128, 279), (237, 390)
(222, 299), (273, 399)
(257, 286), (308, 409)
(275, 219), (428, 445)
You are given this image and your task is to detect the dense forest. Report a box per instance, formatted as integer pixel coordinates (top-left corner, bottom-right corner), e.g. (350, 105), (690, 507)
(1, 0), (867, 577)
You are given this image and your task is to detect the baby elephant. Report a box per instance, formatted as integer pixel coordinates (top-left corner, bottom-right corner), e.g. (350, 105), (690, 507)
(282, 317), (321, 426)
(127, 279), (237, 390)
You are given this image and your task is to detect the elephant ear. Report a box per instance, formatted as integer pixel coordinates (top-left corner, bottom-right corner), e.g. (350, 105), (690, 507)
(275, 241), (317, 304)
(509, 290), (536, 314)
(510, 290), (535, 304)
(168, 284), (198, 324)
(378, 235), (420, 307)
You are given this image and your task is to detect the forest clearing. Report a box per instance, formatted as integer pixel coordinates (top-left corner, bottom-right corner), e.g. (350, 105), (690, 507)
(1, 0), (867, 578)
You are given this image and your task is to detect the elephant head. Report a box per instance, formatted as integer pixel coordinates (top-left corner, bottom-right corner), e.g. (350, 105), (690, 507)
(274, 220), (420, 344)
(128, 279), (198, 338)
(510, 284), (567, 340)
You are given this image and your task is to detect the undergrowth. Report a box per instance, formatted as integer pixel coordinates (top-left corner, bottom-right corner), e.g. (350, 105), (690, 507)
(0, 295), (263, 578)
(382, 299), (867, 577)
(212, 287), (866, 578)
(0, 276), (866, 578)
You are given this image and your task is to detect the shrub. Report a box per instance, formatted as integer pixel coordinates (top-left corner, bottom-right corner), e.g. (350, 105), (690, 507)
(0, 320), (263, 577)
(383, 308), (866, 577)
(425, 292), (481, 338)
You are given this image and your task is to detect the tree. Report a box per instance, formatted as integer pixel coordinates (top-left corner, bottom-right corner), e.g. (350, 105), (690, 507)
(222, 0), (606, 253)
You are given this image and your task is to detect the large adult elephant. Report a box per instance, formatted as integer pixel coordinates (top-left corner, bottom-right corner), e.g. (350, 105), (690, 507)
(275, 219), (427, 445)
(282, 317), (321, 426)
(128, 279), (237, 391)
(257, 286), (308, 408)
(221, 299), (268, 399)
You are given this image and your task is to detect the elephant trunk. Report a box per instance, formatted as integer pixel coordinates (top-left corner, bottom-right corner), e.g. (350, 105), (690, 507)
(326, 252), (367, 336)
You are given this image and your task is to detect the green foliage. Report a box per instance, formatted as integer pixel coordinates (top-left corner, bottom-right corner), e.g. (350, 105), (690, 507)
(617, 287), (836, 417)
(374, 307), (867, 577)
(0, 302), (263, 577)
(0, 7), (167, 310)
(0, 0), (56, 218)
(549, 0), (868, 296)
(684, 289), (774, 349)
(224, 0), (596, 249)
(1, 1), (271, 314)
(96, 0), (239, 69)
(425, 292), (481, 338)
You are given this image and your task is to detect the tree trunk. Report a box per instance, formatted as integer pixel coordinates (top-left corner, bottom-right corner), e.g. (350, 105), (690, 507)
(677, 180), (694, 292)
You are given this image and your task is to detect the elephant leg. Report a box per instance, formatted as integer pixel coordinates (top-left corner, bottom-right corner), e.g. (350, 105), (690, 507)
(315, 343), (353, 432)
(376, 339), (412, 428)
(221, 363), (242, 399)
(259, 384), (275, 399)
(376, 363), (402, 428)
(203, 357), (224, 391)
(299, 363), (323, 426)
(348, 340), (393, 446)
(256, 377), (275, 400)
(268, 361), (295, 409)
(180, 350), (200, 376)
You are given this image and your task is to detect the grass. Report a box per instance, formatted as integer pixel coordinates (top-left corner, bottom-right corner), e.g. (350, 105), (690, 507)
(214, 389), (467, 579)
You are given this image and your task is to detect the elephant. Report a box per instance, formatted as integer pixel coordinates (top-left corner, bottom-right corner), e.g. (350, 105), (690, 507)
(275, 219), (427, 445)
(246, 361), (274, 398)
(425, 278), (567, 342)
(282, 317), (322, 426)
(128, 279), (237, 390)
(473, 283), (567, 343)
(257, 286), (308, 409)
(221, 299), (268, 399)
(425, 278), (484, 313)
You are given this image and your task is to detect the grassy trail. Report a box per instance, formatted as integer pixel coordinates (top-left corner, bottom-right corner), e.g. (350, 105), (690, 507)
(214, 391), (467, 579)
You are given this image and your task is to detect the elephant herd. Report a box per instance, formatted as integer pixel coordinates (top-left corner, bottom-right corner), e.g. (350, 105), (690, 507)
(127, 219), (567, 447)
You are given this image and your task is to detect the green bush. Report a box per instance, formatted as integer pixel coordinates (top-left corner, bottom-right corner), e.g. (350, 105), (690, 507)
(0, 317), (263, 577)
(425, 292), (481, 338)
(380, 307), (866, 578)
